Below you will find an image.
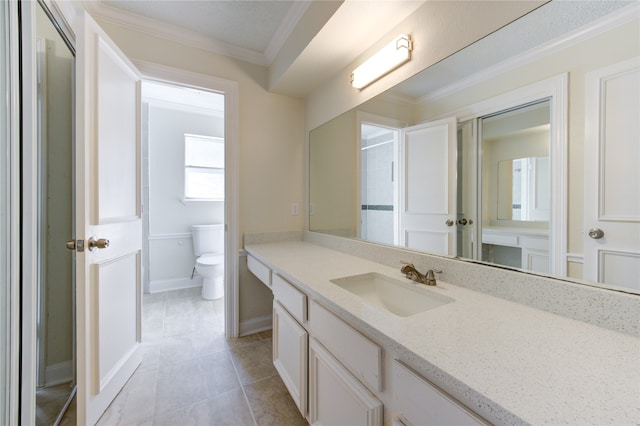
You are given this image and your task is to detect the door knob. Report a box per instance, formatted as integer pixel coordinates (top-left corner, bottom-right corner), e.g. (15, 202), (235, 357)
(458, 218), (468, 225)
(88, 237), (110, 251)
(66, 240), (76, 250)
(588, 228), (604, 239)
(445, 219), (454, 227)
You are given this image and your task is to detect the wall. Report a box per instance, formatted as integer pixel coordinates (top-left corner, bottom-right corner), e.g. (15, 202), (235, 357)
(146, 103), (223, 292)
(308, 110), (356, 236)
(96, 20), (304, 324)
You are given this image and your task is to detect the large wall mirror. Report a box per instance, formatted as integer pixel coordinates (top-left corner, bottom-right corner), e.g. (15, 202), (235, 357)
(309, 1), (640, 293)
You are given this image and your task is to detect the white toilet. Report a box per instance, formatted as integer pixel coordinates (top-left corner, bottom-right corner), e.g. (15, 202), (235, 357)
(191, 224), (224, 300)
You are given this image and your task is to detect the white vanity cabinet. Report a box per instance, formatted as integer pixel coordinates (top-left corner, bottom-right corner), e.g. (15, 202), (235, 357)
(393, 361), (485, 426)
(482, 228), (549, 273)
(309, 337), (383, 425)
(272, 274), (308, 415)
(247, 254), (272, 287)
(273, 301), (307, 415)
(271, 273), (383, 425)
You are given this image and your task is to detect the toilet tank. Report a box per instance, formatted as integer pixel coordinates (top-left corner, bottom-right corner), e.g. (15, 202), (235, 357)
(191, 224), (224, 256)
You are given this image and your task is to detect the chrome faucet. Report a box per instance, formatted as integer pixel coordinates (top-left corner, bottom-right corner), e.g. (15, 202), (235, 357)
(400, 262), (442, 286)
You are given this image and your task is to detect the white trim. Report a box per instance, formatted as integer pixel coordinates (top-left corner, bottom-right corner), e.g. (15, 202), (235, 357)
(133, 60), (241, 338)
(7, 1), (22, 422)
(566, 253), (584, 264)
(239, 314), (273, 337)
(149, 277), (202, 294)
(264, 0), (311, 64)
(143, 97), (224, 117)
(420, 2), (640, 104)
(86, 3), (268, 66)
(20, 2), (39, 423)
(148, 233), (192, 240)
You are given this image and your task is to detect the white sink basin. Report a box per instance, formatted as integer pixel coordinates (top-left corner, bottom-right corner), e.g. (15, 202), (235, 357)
(330, 272), (454, 317)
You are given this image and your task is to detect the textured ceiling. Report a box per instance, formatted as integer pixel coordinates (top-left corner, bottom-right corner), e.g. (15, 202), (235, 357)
(102, 0), (296, 53)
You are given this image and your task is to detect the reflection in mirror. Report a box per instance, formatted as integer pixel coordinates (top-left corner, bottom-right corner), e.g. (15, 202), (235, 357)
(360, 123), (398, 246)
(497, 157), (550, 221)
(309, 1), (640, 292)
(480, 100), (551, 272)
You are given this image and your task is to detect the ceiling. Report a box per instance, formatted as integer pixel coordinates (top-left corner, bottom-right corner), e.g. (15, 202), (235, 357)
(86, 0), (426, 97)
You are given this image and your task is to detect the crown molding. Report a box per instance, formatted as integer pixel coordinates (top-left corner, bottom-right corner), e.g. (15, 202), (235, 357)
(264, 0), (311, 65)
(85, 1), (269, 66)
(418, 2), (640, 105)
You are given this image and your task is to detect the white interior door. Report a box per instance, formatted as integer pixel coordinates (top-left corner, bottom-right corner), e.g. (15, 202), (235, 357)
(399, 118), (457, 255)
(584, 57), (640, 291)
(75, 11), (142, 425)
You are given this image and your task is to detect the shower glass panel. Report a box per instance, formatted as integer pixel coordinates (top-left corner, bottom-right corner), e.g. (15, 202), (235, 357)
(34, 2), (75, 424)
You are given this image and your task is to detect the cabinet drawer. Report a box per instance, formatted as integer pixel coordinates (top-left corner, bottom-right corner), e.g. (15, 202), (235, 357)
(247, 254), (271, 287)
(393, 360), (485, 425)
(273, 274), (307, 323)
(309, 300), (382, 392)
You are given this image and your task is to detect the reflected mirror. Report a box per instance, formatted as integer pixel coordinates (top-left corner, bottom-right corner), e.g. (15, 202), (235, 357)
(497, 157), (550, 221)
(309, 1), (640, 292)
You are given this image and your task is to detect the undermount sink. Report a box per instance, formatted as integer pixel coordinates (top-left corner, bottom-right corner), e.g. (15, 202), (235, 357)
(330, 272), (454, 317)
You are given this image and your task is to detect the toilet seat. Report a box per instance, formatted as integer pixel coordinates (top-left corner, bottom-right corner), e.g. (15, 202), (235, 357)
(196, 254), (224, 266)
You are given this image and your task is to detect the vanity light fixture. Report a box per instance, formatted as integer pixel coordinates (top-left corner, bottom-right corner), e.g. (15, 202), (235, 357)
(351, 34), (413, 90)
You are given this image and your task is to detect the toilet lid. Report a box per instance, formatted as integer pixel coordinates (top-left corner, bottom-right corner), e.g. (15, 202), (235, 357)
(197, 254), (224, 266)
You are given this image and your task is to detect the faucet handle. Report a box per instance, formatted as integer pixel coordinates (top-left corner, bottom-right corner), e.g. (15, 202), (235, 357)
(424, 269), (442, 286)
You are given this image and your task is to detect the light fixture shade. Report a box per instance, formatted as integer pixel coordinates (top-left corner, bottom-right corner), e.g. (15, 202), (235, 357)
(351, 34), (413, 90)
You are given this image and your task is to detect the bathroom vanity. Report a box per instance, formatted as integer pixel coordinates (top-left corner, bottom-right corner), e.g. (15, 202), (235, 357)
(245, 234), (639, 425)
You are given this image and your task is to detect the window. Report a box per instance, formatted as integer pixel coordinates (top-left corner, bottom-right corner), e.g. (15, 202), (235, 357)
(184, 134), (224, 201)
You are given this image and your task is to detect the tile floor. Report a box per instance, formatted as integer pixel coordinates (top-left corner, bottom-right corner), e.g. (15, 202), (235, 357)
(60, 287), (307, 426)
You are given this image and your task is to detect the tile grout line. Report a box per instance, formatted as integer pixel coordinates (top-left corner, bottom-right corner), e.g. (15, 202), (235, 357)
(228, 347), (259, 426)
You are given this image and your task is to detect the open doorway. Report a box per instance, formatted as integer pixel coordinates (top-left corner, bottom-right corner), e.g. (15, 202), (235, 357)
(140, 81), (226, 309)
(359, 123), (399, 246)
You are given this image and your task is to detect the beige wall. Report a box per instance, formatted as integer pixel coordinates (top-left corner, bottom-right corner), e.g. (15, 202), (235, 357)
(96, 20), (304, 322)
(309, 109), (357, 235)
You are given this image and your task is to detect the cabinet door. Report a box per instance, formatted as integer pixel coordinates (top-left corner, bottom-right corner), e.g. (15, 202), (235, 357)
(273, 301), (307, 415)
(309, 338), (382, 426)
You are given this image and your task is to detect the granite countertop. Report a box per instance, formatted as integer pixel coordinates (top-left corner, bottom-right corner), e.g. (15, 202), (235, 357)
(245, 240), (640, 425)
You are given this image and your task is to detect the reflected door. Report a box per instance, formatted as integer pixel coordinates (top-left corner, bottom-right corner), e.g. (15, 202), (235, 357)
(75, 12), (142, 425)
(399, 118), (457, 255)
(584, 57), (640, 291)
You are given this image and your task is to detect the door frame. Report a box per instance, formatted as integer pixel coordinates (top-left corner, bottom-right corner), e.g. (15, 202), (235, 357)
(4, 0), (22, 422)
(441, 74), (568, 276)
(134, 60), (240, 338)
(355, 111), (405, 245)
(20, 0), (77, 422)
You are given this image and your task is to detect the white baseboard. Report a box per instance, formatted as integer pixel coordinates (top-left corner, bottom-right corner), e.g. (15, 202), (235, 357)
(239, 314), (272, 337)
(149, 276), (203, 293)
(45, 360), (72, 387)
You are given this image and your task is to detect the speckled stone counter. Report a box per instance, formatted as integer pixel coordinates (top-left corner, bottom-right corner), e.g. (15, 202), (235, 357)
(245, 240), (640, 425)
